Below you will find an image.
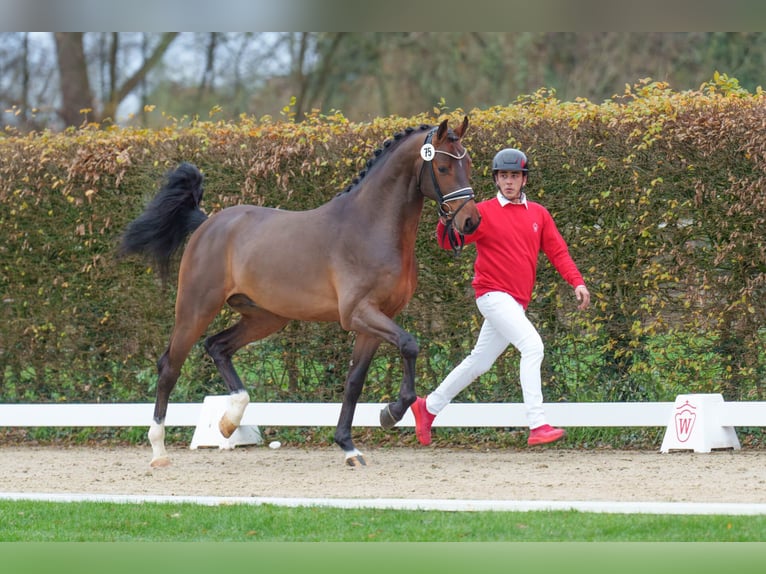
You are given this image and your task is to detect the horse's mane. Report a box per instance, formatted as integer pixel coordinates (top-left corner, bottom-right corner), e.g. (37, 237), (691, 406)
(336, 124), (432, 196)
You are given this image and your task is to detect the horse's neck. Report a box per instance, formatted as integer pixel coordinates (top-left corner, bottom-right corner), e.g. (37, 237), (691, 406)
(355, 171), (424, 231)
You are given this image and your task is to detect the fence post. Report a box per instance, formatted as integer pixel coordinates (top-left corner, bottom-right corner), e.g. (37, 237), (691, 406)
(660, 394), (741, 453)
(190, 395), (262, 449)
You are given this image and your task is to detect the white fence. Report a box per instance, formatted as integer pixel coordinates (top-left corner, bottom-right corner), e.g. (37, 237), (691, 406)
(3, 399), (766, 427)
(0, 401), (675, 428)
(1, 395), (764, 453)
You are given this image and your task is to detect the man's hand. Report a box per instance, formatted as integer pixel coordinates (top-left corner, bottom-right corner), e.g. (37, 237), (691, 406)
(575, 284), (590, 310)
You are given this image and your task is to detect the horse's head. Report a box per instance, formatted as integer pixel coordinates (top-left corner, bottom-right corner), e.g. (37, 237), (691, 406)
(417, 116), (481, 250)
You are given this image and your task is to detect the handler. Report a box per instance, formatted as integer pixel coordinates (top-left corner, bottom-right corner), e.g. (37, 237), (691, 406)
(411, 147), (590, 446)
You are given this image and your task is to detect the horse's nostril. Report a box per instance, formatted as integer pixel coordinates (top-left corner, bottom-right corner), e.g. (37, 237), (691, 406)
(464, 216), (480, 234)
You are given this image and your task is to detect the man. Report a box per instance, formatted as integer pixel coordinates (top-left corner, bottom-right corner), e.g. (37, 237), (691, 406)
(412, 147), (591, 446)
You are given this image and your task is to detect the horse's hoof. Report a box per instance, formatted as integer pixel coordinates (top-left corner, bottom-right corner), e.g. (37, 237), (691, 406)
(345, 454), (367, 467)
(150, 456), (171, 468)
(219, 417), (236, 438)
(379, 404), (398, 429)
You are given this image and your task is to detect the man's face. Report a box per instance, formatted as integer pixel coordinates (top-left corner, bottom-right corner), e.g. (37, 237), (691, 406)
(495, 170), (527, 202)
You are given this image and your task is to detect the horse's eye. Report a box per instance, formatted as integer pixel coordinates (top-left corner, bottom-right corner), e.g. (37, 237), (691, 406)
(438, 166), (449, 174)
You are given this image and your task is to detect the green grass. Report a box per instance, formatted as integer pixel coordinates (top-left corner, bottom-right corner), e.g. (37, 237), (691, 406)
(1, 500), (764, 542)
(3, 501), (765, 574)
(1, 541), (763, 574)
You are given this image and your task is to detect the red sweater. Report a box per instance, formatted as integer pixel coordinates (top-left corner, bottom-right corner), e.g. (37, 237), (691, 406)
(437, 196), (584, 309)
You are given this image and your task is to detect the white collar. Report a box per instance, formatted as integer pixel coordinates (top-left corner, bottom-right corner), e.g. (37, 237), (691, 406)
(497, 190), (528, 208)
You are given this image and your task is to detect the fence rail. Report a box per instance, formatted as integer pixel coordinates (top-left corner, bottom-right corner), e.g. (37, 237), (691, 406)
(3, 400), (764, 427)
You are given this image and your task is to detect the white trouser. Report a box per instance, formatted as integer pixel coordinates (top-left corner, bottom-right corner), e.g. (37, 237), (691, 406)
(426, 291), (547, 429)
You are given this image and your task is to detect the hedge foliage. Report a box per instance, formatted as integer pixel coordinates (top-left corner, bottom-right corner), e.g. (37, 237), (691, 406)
(2, 74), (766, 409)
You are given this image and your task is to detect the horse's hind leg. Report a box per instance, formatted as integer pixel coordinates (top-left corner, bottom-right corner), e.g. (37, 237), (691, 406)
(150, 282), (227, 467)
(204, 300), (289, 438)
(335, 333), (381, 467)
(149, 317), (214, 467)
(148, 349), (180, 467)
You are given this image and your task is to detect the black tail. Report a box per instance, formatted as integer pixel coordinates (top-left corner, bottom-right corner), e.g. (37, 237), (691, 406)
(118, 162), (207, 280)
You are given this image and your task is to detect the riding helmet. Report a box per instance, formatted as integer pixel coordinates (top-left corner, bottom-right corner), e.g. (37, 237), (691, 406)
(492, 148), (528, 173)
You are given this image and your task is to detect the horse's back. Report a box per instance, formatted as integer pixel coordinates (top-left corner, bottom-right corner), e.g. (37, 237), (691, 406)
(180, 204), (341, 321)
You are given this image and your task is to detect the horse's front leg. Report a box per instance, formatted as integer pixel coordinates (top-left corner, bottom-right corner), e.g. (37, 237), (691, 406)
(379, 328), (418, 429)
(335, 334), (381, 467)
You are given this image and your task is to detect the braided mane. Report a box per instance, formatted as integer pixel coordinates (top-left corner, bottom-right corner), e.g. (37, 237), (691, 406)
(336, 124), (432, 196)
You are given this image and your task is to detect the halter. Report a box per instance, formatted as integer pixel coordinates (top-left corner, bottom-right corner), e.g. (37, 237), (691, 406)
(417, 127), (475, 255)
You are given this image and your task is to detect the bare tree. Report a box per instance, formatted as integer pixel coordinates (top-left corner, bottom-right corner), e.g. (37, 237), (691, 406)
(99, 32), (179, 123)
(289, 33), (347, 120)
(196, 32), (218, 107)
(54, 32), (93, 126)
(53, 32), (179, 127)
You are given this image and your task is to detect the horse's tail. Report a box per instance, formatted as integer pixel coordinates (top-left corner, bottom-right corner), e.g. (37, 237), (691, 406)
(118, 162), (207, 281)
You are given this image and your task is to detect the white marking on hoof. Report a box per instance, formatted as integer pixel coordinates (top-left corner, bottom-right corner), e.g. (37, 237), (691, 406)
(150, 456), (171, 468)
(148, 421), (168, 467)
(220, 390), (250, 437)
(219, 418), (236, 438)
(344, 449), (367, 467)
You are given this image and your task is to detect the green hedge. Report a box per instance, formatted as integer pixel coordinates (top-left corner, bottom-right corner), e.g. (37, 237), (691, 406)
(2, 75), (765, 409)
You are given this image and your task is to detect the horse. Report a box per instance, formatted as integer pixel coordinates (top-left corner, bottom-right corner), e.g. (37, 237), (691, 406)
(119, 116), (481, 467)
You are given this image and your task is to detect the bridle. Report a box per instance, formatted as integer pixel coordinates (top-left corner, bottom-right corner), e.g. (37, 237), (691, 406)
(417, 127), (475, 255)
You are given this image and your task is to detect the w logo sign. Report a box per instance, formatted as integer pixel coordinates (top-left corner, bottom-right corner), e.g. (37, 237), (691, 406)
(673, 400), (697, 443)
(660, 393), (741, 453)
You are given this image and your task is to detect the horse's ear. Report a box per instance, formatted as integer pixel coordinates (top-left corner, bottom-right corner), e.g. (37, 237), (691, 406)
(452, 115), (469, 140)
(435, 118), (449, 143)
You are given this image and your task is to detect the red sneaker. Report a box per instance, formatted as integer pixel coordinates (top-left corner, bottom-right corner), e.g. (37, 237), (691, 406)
(411, 396), (436, 446)
(527, 424), (565, 446)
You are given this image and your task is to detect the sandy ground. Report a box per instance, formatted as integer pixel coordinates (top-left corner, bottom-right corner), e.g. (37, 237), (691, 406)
(1, 445), (765, 503)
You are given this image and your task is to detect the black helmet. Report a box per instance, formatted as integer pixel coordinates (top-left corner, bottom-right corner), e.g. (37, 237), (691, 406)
(492, 148), (528, 173)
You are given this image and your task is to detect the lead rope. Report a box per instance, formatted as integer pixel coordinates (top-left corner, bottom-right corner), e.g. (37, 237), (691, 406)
(441, 217), (465, 255)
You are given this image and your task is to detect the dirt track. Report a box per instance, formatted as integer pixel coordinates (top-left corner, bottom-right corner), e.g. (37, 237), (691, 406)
(1, 445), (764, 503)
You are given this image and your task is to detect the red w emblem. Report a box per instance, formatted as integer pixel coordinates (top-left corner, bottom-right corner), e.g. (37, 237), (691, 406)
(674, 401), (697, 442)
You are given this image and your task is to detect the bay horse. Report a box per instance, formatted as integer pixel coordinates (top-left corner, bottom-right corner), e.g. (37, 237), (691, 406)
(119, 116), (481, 467)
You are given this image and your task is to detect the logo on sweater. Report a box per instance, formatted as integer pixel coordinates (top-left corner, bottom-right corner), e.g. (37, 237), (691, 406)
(532, 222), (539, 233)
